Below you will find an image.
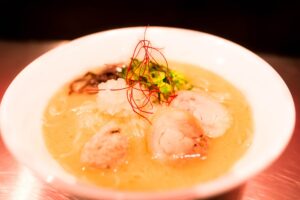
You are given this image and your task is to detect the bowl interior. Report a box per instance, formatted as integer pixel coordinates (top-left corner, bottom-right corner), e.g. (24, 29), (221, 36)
(0, 27), (295, 200)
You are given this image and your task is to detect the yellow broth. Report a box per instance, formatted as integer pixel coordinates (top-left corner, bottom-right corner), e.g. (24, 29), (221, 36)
(43, 62), (253, 191)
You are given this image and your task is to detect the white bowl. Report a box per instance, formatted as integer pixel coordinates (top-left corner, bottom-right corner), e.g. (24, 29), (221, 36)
(0, 27), (295, 200)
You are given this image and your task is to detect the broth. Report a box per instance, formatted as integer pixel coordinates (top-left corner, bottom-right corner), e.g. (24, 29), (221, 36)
(43, 62), (253, 191)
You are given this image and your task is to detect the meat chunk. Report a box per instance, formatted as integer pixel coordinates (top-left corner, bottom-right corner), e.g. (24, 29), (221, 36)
(81, 121), (128, 168)
(171, 91), (231, 138)
(149, 108), (208, 160)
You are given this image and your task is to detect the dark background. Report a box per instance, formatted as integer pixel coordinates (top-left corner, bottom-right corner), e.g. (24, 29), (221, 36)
(0, 0), (299, 56)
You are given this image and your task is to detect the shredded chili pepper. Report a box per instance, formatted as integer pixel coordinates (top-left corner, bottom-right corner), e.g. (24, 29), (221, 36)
(123, 27), (177, 122)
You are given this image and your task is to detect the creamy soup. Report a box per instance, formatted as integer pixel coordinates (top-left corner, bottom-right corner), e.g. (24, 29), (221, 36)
(43, 62), (253, 191)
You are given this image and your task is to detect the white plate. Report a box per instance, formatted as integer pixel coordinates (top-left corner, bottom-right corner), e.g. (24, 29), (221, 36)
(0, 27), (295, 200)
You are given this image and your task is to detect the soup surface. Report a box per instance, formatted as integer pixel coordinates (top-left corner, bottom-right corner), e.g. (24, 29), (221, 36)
(43, 62), (253, 191)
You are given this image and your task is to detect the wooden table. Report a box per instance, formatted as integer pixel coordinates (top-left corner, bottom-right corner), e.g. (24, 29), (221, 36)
(0, 41), (299, 200)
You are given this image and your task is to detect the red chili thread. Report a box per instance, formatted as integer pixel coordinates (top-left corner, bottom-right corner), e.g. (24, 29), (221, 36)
(124, 27), (177, 122)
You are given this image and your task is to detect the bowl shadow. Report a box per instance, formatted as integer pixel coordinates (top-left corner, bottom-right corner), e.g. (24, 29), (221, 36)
(204, 184), (246, 200)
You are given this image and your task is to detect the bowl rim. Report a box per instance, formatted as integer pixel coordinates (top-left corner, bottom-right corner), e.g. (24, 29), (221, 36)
(0, 26), (296, 200)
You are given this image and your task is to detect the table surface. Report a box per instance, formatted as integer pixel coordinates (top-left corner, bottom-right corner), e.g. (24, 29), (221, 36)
(0, 41), (299, 200)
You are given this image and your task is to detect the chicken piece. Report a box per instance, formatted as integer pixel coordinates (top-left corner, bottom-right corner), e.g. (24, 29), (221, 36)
(81, 121), (128, 168)
(149, 108), (208, 160)
(171, 91), (231, 138)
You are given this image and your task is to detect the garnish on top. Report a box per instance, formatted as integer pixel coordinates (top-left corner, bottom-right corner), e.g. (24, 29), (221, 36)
(69, 28), (192, 120)
(118, 59), (191, 104)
